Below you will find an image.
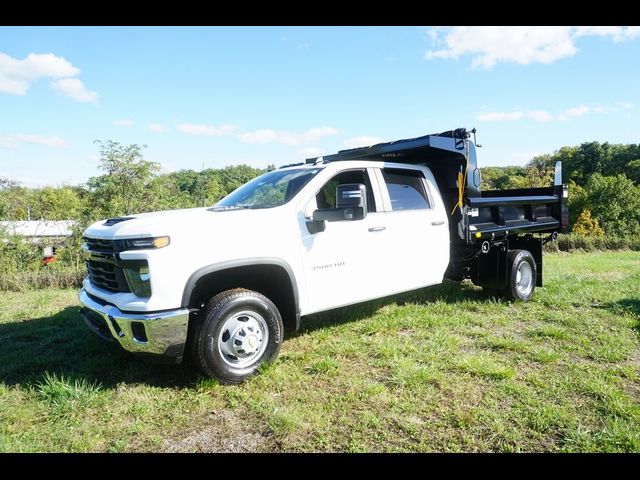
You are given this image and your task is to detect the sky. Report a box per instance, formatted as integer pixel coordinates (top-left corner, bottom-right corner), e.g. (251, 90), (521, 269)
(1, 26), (639, 187)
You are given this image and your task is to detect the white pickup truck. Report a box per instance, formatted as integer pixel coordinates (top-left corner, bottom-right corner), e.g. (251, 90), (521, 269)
(80, 129), (568, 383)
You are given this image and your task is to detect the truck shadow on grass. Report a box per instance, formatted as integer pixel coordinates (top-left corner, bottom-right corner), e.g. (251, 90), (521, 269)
(297, 279), (488, 335)
(0, 281), (488, 390)
(0, 306), (201, 390)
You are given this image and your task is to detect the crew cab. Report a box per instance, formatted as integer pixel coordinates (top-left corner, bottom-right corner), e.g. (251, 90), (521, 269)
(79, 129), (568, 383)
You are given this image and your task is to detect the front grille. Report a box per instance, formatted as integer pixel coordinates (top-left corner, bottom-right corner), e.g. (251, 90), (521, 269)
(84, 237), (120, 253)
(86, 259), (131, 293)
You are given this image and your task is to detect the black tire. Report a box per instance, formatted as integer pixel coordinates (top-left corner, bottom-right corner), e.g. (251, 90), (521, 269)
(500, 249), (536, 301)
(192, 288), (283, 384)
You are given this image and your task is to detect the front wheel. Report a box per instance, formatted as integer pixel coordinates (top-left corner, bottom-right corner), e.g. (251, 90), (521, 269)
(192, 288), (283, 384)
(500, 249), (536, 301)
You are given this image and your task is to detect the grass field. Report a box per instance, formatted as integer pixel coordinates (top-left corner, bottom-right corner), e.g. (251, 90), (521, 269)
(0, 251), (638, 452)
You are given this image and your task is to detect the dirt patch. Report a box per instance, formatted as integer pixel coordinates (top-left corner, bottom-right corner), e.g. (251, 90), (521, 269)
(162, 409), (276, 453)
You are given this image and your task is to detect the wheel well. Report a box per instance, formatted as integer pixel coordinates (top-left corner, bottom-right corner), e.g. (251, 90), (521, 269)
(186, 264), (299, 334)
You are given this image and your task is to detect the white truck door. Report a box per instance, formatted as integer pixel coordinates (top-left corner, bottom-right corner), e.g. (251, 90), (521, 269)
(373, 166), (450, 295)
(300, 168), (389, 313)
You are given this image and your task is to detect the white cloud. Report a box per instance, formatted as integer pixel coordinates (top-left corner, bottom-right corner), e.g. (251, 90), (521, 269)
(426, 26), (640, 68)
(178, 123), (237, 136)
(300, 127), (339, 142)
(51, 78), (98, 103)
(477, 102), (633, 122)
(574, 26), (640, 42)
(0, 51), (97, 102)
(343, 136), (385, 148)
(528, 110), (553, 122)
(149, 123), (167, 133)
(295, 43), (309, 50)
(564, 105), (589, 117)
(114, 119), (134, 127)
(238, 126), (338, 145)
(298, 146), (323, 158)
(476, 110), (558, 122)
(0, 133), (69, 149)
(590, 102), (633, 114)
(0, 52), (79, 94)
(238, 129), (279, 144)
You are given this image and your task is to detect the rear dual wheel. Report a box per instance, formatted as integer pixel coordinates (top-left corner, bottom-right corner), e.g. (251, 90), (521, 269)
(501, 249), (536, 301)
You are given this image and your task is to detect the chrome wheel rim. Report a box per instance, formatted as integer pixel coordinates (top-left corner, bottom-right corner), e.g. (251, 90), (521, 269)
(217, 310), (269, 368)
(515, 262), (533, 296)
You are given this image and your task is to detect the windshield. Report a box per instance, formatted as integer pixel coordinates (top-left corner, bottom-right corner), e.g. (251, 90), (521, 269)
(211, 168), (322, 210)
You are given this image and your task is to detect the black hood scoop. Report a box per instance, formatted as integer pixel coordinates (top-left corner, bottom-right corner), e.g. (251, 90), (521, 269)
(103, 216), (135, 226)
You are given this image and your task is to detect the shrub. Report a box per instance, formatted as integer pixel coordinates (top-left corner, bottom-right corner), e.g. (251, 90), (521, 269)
(544, 234), (640, 253)
(572, 210), (605, 237)
(0, 268), (85, 291)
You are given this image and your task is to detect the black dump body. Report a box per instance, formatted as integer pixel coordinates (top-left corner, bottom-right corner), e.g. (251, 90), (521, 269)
(307, 128), (569, 288)
(307, 128), (568, 245)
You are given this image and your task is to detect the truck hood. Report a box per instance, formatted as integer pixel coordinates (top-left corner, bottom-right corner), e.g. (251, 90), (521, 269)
(83, 207), (279, 240)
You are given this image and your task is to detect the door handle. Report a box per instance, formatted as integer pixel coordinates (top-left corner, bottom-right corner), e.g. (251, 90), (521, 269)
(431, 220), (445, 226)
(368, 226), (386, 232)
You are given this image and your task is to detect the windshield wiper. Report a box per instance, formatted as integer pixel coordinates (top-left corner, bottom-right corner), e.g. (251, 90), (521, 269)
(207, 205), (250, 211)
(208, 204), (274, 211)
(241, 204), (277, 209)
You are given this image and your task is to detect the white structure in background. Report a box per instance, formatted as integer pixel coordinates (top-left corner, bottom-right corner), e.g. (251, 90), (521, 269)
(0, 220), (75, 258)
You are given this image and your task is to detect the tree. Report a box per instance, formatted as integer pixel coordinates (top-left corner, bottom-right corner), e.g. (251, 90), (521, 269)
(0, 185), (32, 220)
(217, 165), (265, 195)
(480, 166), (526, 190)
(87, 140), (160, 217)
(627, 159), (640, 185)
(567, 180), (587, 227)
(572, 210), (605, 237)
(522, 155), (555, 187)
(146, 176), (194, 211)
(582, 173), (640, 236)
(197, 176), (224, 206)
(31, 186), (84, 220)
(0, 177), (19, 190)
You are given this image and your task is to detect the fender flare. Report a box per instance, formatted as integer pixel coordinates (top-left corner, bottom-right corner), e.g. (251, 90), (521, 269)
(181, 257), (300, 325)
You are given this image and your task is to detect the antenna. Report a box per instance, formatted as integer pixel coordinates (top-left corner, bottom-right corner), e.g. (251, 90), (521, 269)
(471, 128), (482, 148)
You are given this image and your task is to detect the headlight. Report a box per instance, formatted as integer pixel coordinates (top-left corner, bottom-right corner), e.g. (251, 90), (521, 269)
(123, 262), (152, 297)
(121, 236), (170, 250)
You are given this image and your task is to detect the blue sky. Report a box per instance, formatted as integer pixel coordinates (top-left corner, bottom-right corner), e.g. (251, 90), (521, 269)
(1, 26), (639, 187)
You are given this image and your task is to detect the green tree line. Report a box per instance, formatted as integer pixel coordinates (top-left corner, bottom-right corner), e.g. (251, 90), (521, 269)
(0, 141), (271, 223)
(481, 141), (640, 237)
(0, 140), (272, 280)
(3, 139), (639, 236)
(1, 139), (639, 283)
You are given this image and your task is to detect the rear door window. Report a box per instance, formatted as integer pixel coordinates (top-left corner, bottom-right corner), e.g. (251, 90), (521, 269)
(382, 168), (431, 211)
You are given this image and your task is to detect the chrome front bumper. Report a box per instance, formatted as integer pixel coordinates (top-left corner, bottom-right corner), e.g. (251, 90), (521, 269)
(79, 288), (190, 361)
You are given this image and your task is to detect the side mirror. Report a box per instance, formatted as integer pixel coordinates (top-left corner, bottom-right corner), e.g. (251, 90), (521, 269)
(307, 183), (368, 233)
(336, 183), (367, 213)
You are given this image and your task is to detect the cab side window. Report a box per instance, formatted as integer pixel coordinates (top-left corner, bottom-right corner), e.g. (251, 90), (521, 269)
(316, 170), (376, 212)
(382, 168), (431, 211)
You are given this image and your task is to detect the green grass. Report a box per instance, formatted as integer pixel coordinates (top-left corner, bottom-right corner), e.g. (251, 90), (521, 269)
(0, 251), (639, 452)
